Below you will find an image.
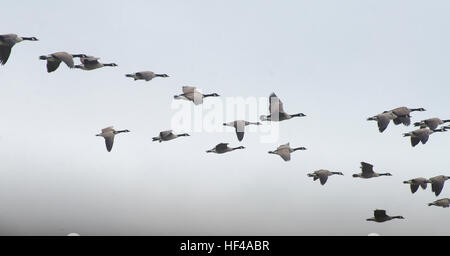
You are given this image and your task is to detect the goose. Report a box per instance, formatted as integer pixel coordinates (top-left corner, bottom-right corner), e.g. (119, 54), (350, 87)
(260, 93), (306, 122)
(268, 143), (306, 162)
(223, 120), (262, 142)
(0, 34), (38, 65)
(206, 143), (245, 154)
(428, 175), (450, 196)
(174, 86), (219, 105)
(95, 126), (130, 152)
(39, 52), (86, 73)
(125, 71), (169, 81)
(352, 162), (392, 179)
(389, 106), (426, 126)
(403, 127), (448, 147)
(403, 177), (429, 194)
(414, 117), (450, 130)
(152, 130), (190, 143)
(367, 111), (397, 133)
(307, 170), (344, 185)
(428, 198), (450, 208)
(75, 55), (117, 70)
(366, 209), (404, 223)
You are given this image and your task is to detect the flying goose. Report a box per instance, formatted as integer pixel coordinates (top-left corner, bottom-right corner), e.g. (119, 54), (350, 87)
(389, 106), (426, 126)
(39, 52), (86, 73)
(366, 209), (404, 223)
(403, 177), (429, 194)
(428, 175), (450, 196)
(428, 198), (450, 208)
(174, 86), (219, 105)
(223, 120), (262, 142)
(96, 126), (130, 152)
(260, 93), (306, 122)
(307, 170), (344, 185)
(367, 111), (397, 133)
(125, 71), (169, 81)
(0, 34), (38, 65)
(268, 143), (306, 162)
(403, 127), (448, 147)
(414, 118), (450, 130)
(75, 55), (117, 70)
(152, 130), (190, 143)
(352, 162), (392, 179)
(206, 143), (245, 154)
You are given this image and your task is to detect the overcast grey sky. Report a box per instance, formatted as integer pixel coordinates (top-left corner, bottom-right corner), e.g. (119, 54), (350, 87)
(1, 0), (449, 235)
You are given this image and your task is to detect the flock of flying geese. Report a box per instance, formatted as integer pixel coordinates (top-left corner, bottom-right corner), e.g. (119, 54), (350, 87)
(1, 33), (449, 225)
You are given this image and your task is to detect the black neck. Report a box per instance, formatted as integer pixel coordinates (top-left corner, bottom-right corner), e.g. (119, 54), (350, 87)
(379, 173), (391, 176)
(291, 113), (305, 117)
(104, 63), (116, 66)
(410, 108), (424, 112)
(22, 37), (35, 40)
(116, 130), (129, 133)
(203, 94), (217, 98)
(178, 133), (189, 137)
(293, 147), (306, 151)
(155, 74), (166, 77)
(72, 54), (85, 58)
(443, 119), (450, 123)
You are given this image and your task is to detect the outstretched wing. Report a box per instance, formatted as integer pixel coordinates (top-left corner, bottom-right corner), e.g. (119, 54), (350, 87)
(418, 133), (430, 145)
(278, 148), (291, 162)
(361, 162), (374, 175)
(216, 143), (229, 151)
(46, 59), (62, 73)
(410, 184), (419, 194)
(377, 115), (390, 133)
(53, 52), (75, 68)
(0, 45), (12, 65)
(81, 56), (100, 66)
(319, 175), (328, 185)
(182, 86), (197, 94)
(269, 93), (285, 117)
(102, 126), (114, 133)
(411, 137), (421, 147)
(394, 115), (411, 126)
(104, 134), (115, 152)
(160, 130), (173, 138)
(235, 130), (245, 142)
(374, 210), (387, 219)
(432, 180), (444, 196)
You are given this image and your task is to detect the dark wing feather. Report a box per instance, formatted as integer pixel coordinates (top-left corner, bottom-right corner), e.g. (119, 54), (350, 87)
(411, 137), (420, 147)
(374, 210), (387, 219)
(377, 115), (390, 133)
(216, 143), (229, 151)
(361, 162), (374, 174)
(46, 59), (61, 73)
(319, 175), (328, 185)
(236, 130), (245, 141)
(104, 135), (114, 152)
(0, 45), (12, 65)
(410, 184), (419, 194)
(432, 181), (444, 196)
